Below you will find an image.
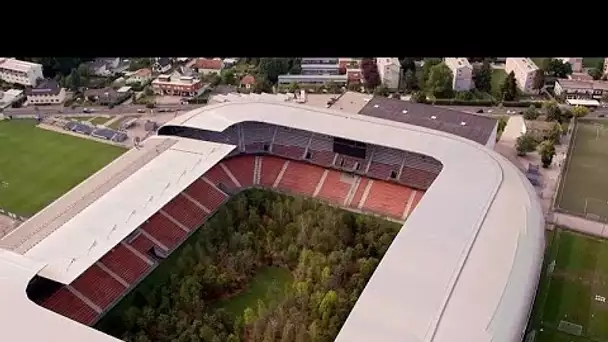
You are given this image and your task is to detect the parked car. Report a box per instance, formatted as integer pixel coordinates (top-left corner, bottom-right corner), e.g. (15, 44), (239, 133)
(137, 108), (145, 113)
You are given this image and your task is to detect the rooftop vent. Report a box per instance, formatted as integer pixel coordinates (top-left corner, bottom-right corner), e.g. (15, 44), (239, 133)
(402, 110), (408, 114)
(460, 121), (467, 126)
(430, 115), (437, 120)
(373, 104), (379, 108)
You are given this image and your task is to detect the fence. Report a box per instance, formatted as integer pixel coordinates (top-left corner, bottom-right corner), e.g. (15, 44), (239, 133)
(551, 117), (578, 214)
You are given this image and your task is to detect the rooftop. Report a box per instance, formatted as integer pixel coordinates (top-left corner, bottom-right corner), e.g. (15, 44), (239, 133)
(0, 58), (42, 72)
(25, 79), (61, 96)
(132, 68), (152, 77)
(193, 58), (223, 70)
(357, 96), (498, 145)
(557, 78), (608, 90)
(240, 74), (255, 86)
(444, 57), (472, 69)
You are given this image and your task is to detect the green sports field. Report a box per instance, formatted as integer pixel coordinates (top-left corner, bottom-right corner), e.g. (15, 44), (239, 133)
(530, 228), (608, 342)
(0, 119), (125, 216)
(557, 119), (608, 220)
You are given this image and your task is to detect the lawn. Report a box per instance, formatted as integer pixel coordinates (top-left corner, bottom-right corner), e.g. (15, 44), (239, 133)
(214, 267), (293, 317)
(65, 116), (92, 121)
(583, 57), (604, 68)
(557, 119), (608, 219)
(530, 228), (608, 342)
(0, 119), (125, 216)
(90, 116), (113, 126)
(491, 69), (507, 98)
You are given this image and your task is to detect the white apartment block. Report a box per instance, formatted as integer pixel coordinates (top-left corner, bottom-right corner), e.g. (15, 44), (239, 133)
(557, 58), (583, 73)
(444, 58), (473, 91)
(0, 58), (44, 86)
(376, 57), (401, 90)
(505, 58), (539, 93)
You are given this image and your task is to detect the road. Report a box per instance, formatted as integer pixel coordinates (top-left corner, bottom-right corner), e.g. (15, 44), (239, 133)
(2, 103), (204, 116)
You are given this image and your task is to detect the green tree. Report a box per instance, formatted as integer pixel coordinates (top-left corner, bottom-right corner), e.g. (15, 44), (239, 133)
(258, 58), (290, 84)
(571, 105), (589, 118)
(545, 59), (573, 78)
(426, 62), (453, 98)
(538, 140), (556, 168)
(403, 69), (417, 93)
(412, 91), (427, 103)
(543, 100), (562, 122)
(68, 68), (81, 92)
(588, 68), (603, 80)
(500, 71), (518, 101)
(220, 69), (236, 85)
(473, 59), (492, 93)
(421, 58), (442, 86)
(523, 105), (540, 120)
(516, 132), (538, 156)
(548, 122), (563, 144)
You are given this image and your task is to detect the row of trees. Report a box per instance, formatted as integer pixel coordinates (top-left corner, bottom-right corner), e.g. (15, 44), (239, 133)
(100, 190), (401, 342)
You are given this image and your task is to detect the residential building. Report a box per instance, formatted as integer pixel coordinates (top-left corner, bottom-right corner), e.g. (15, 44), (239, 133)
(0, 89), (25, 109)
(505, 58), (539, 93)
(277, 74), (347, 86)
(84, 87), (131, 106)
(376, 57), (401, 90)
(301, 64), (341, 75)
(554, 79), (608, 100)
(604, 58), (608, 75)
(151, 72), (203, 96)
(192, 58), (223, 74)
(223, 58), (239, 67)
(125, 68), (152, 85)
(444, 58), (473, 91)
(24, 79), (66, 105)
(240, 74), (256, 90)
(152, 58), (172, 74)
(0, 58), (43, 86)
(87, 58), (122, 77)
(557, 57), (583, 73)
(340, 58), (362, 84)
(568, 73), (594, 81)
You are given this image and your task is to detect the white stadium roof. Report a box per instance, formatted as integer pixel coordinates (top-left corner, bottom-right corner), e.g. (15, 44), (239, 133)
(0, 101), (544, 342)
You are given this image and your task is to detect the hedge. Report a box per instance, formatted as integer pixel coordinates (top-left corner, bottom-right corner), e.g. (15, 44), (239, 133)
(423, 98), (544, 108)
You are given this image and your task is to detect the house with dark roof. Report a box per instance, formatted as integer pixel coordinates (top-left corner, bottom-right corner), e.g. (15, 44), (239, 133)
(84, 87), (131, 107)
(25, 79), (66, 105)
(152, 58), (172, 74)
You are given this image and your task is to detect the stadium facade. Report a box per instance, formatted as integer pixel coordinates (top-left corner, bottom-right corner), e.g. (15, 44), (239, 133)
(0, 98), (544, 342)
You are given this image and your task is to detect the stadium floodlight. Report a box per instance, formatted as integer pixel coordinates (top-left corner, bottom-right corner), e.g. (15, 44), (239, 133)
(177, 169), (187, 183)
(106, 224), (118, 239)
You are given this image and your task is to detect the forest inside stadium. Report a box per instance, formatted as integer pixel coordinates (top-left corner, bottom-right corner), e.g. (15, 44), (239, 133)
(96, 189), (401, 342)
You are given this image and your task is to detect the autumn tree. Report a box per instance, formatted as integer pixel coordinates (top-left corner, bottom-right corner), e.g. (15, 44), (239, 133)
(360, 58), (381, 90)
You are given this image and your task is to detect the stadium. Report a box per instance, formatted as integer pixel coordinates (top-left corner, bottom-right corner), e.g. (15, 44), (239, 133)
(0, 96), (544, 342)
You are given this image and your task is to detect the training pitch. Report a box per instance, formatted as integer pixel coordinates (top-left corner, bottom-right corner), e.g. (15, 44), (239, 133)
(0, 119), (125, 216)
(530, 228), (608, 342)
(557, 119), (608, 220)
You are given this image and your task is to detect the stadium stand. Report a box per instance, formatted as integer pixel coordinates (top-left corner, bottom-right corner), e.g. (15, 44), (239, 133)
(1, 100), (544, 342)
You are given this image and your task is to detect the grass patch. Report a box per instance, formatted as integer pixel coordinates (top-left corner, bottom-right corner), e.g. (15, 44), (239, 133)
(491, 69), (507, 98)
(529, 228), (608, 341)
(557, 119), (608, 219)
(214, 267), (293, 317)
(108, 117), (129, 130)
(90, 116), (113, 126)
(0, 120), (125, 215)
(583, 57), (604, 68)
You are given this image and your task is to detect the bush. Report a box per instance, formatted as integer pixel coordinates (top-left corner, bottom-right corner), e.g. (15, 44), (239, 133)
(523, 105), (540, 120)
(145, 102), (155, 109)
(63, 98), (74, 107)
(516, 132), (538, 156)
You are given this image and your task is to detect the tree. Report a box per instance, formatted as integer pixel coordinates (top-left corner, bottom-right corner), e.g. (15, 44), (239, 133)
(258, 58), (290, 84)
(538, 140), (556, 168)
(253, 78), (272, 94)
(532, 69), (544, 93)
(360, 58), (381, 90)
(543, 101), (562, 122)
(403, 69), (417, 93)
(588, 68), (603, 80)
(426, 62), (453, 98)
(68, 68), (81, 92)
(545, 59), (573, 78)
(499, 71), (518, 101)
(523, 105), (540, 120)
(548, 122), (563, 144)
(220, 69), (236, 85)
(473, 59), (492, 93)
(398, 57), (416, 74)
(571, 106), (589, 118)
(421, 58), (442, 85)
(209, 73), (221, 86)
(516, 132), (538, 156)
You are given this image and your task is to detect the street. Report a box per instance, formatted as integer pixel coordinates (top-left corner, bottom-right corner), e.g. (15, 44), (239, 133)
(2, 103), (205, 117)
